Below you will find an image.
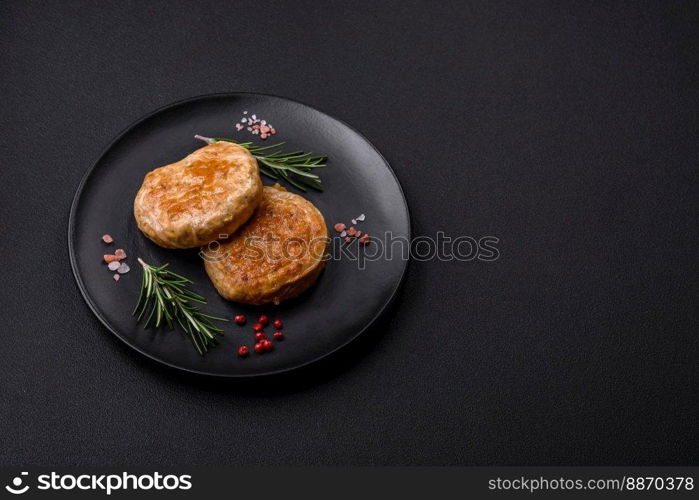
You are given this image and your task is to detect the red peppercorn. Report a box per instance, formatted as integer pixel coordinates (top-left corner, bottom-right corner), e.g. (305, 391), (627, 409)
(234, 314), (246, 325)
(253, 322), (264, 332)
(237, 346), (249, 357)
(262, 339), (273, 351)
(273, 331), (284, 340)
(254, 342), (265, 354)
(258, 315), (269, 326)
(273, 319), (283, 329)
(254, 332), (266, 342)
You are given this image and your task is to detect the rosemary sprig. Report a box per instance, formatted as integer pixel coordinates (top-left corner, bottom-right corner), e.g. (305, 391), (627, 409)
(194, 134), (328, 192)
(133, 258), (227, 355)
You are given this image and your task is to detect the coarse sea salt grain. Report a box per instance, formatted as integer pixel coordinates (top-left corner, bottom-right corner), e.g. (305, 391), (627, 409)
(113, 274), (120, 281)
(334, 213), (371, 245)
(235, 112), (278, 140)
(117, 263), (130, 274)
(108, 261), (121, 271)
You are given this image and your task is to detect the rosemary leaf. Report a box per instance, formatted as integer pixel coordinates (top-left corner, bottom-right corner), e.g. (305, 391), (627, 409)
(194, 134), (329, 192)
(133, 258), (227, 355)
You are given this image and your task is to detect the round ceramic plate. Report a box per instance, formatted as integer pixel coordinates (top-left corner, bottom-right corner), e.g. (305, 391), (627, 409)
(68, 93), (410, 377)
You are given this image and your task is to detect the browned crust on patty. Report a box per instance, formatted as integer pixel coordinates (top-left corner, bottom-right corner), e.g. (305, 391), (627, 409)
(204, 185), (328, 305)
(134, 141), (262, 249)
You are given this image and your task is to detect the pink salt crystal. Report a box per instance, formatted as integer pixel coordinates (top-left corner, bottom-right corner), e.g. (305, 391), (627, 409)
(108, 261), (121, 271)
(113, 274), (120, 281)
(114, 248), (127, 260)
(102, 234), (113, 244)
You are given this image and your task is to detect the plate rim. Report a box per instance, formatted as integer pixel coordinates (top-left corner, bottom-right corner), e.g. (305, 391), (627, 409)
(67, 91), (411, 377)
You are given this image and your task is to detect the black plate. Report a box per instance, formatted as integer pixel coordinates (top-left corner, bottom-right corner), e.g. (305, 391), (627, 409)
(68, 93), (410, 377)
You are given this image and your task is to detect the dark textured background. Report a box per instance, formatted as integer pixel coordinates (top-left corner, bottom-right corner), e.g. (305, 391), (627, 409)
(1, 0), (697, 466)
